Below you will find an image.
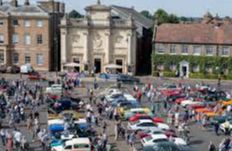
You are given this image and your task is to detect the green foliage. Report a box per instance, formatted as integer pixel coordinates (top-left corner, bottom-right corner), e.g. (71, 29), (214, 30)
(152, 54), (232, 79)
(163, 71), (176, 77)
(140, 10), (153, 20)
(154, 9), (179, 25)
(69, 10), (83, 18)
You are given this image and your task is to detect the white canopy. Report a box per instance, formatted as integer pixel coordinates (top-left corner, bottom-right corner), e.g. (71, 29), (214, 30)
(64, 62), (80, 67)
(105, 64), (122, 69)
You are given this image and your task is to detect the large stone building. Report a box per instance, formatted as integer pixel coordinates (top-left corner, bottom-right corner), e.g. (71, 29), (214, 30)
(153, 13), (232, 78)
(0, 0), (65, 71)
(60, 0), (153, 75)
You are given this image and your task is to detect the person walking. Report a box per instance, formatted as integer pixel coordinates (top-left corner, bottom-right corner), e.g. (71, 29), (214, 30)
(208, 141), (216, 151)
(6, 135), (13, 151)
(214, 122), (220, 136)
(0, 128), (6, 146)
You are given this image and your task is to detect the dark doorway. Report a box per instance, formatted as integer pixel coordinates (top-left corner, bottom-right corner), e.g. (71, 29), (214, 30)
(116, 59), (123, 73)
(182, 66), (187, 76)
(74, 67), (80, 72)
(94, 58), (101, 73)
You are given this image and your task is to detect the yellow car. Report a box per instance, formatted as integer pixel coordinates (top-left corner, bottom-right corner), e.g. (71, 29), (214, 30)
(222, 99), (232, 106)
(47, 109), (85, 120)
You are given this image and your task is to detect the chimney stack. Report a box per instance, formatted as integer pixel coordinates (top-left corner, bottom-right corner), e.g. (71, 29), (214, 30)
(24, 0), (30, 6)
(11, 0), (18, 7)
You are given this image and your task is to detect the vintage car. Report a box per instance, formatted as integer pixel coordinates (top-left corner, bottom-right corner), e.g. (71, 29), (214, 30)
(46, 84), (62, 95)
(28, 72), (46, 81)
(128, 119), (170, 131)
(124, 108), (153, 120)
(48, 109), (85, 120)
(220, 120), (232, 134)
(129, 114), (164, 123)
(180, 99), (204, 108)
(141, 134), (168, 147)
(51, 138), (91, 151)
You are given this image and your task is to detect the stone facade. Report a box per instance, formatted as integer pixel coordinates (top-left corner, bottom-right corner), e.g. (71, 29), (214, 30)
(60, 1), (137, 74)
(0, 0), (64, 71)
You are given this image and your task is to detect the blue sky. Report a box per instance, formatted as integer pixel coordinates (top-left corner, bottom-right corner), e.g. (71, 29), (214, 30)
(20, 0), (232, 17)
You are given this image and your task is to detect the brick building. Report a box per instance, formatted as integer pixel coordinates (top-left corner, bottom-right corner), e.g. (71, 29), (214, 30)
(0, 0), (64, 71)
(153, 13), (232, 78)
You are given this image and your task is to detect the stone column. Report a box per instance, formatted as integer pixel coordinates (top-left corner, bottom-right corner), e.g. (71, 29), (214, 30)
(83, 32), (89, 71)
(127, 33), (132, 73)
(61, 28), (68, 71)
(104, 31), (110, 72)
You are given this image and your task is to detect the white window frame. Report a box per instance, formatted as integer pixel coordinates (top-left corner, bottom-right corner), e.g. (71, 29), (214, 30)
(12, 19), (19, 26)
(12, 53), (19, 64)
(0, 50), (4, 64)
(156, 44), (164, 54)
(24, 33), (31, 45)
(0, 34), (4, 43)
(222, 46), (230, 56)
(193, 45), (201, 56)
(37, 20), (43, 27)
(181, 45), (189, 55)
(170, 44), (176, 54)
(24, 53), (31, 64)
(24, 20), (30, 27)
(37, 34), (43, 44)
(205, 46), (213, 56)
(36, 53), (44, 65)
(12, 33), (19, 44)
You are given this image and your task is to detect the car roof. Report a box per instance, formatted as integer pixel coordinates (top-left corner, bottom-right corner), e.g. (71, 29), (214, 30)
(130, 108), (147, 112)
(151, 134), (168, 140)
(65, 138), (90, 146)
(138, 119), (154, 123)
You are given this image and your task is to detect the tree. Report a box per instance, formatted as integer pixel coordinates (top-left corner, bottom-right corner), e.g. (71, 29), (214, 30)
(168, 14), (179, 23)
(154, 9), (169, 25)
(69, 10), (82, 18)
(140, 10), (153, 20)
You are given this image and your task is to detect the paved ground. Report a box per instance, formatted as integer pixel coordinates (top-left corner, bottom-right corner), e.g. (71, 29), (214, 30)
(1, 73), (232, 150)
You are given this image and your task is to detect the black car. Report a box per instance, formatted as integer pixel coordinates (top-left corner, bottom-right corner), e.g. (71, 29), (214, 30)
(117, 74), (140, 83)
(143, 142), (195, 151)
(49, 97), (79, 113)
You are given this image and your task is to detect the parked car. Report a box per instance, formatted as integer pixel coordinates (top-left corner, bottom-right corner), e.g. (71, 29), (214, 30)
(51, 138), (91, 151)
(124, 108), (153, 120)
(20, 64), (34, 74)
(141, 134), (168, 147)
(46, 84), (62, 95)
(143, 142), (195, 151)
(7, 65), (20, 73)
(0, 65), (7, 73)
(28, 72), (46, 81)
(129, 114), (164, 123)
(117, 74), (140, 83)
(128, 119), (169, 131)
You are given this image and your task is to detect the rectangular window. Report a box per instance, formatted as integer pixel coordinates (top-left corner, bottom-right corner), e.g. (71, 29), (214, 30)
(206, 46), (213, 55)
(12, 19), (18, 26)
(12, 53), (19, 64)
(193, 45), (201, 55)
(0, 34), (4, 43)
(73, 58), (80, 64)
(222, 46), (230, 56)
(170, 44), (176, 54)
(181, 45), (188, 54)
(37, 34), (43, 44)
(12, 33), (19, 44)
(24, 20), (30, 27)
(0, 50), (4, 64)
(0, 20), (4, 26)
(156, 44), (164, 54)
(24, 33), (31, 45)
(24, 53), (31, 64)
(37, 20), (43, 27)
(36, 54), (44, 65)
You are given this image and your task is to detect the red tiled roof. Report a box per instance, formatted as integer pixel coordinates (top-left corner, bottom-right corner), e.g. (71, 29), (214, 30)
(154, 23), (232, 44)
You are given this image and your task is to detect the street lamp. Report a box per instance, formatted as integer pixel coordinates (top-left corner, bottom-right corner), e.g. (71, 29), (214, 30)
(59, 72), (66, 96)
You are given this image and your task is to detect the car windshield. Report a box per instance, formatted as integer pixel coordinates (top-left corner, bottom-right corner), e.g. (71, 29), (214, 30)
(144, 136), (153, 142)
(153, 138), (168, 143)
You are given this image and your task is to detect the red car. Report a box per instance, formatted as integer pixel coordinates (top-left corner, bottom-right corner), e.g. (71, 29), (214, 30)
(28, 72), (46, 81)
(129, 114), (164, 123)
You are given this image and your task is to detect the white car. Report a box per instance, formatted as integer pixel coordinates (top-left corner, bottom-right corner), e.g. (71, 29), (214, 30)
(172, 137), (187, 145)
(128, 119), (169, 131)
(105, 93), (123, 102)
(180, 99), (203, 107)
(141, 134), (168, 147)
(51, 138), (91, 151)
(45, 84), (62, 95)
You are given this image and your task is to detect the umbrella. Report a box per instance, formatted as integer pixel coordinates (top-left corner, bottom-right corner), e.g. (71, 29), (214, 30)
(105, 64), (122, 69)
(64, 62), (80, 67)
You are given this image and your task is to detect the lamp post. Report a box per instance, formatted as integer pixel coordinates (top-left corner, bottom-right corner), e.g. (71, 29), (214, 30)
(59, 72), (65, 96)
